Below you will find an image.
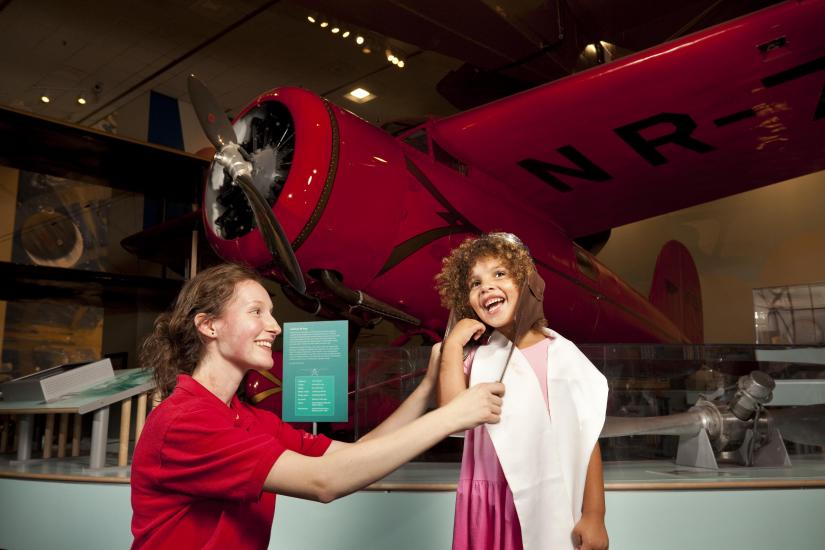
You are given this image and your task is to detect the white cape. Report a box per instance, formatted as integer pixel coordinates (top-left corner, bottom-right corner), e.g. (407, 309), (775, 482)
(469, 328), (608, 550)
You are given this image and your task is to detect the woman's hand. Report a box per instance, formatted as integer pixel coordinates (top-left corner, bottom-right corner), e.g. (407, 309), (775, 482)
(423, 341), (442, 386)
(443, 318), (486, 351)
(571, 512), (608, 550)
(444, 381), (505, 431)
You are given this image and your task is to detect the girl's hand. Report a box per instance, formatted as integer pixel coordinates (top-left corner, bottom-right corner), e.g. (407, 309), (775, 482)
(438, 319), (485, 407)
(444, 318), (486, 350)
(572, 512), (608, 550)
(445, 381), (505, 430)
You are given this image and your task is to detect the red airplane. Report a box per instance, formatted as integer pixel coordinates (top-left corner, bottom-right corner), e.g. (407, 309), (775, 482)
(189, 0), (825, 346)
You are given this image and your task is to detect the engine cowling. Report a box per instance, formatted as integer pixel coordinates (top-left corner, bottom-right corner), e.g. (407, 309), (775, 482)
(202, 87), (410, 290)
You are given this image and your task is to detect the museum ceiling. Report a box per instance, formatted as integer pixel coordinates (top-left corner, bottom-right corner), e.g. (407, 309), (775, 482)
(0, 0), (784, 131)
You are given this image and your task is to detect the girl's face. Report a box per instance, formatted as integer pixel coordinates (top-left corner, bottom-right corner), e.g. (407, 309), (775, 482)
(211, 279), (281, 372)
(467, 256), (520, 331)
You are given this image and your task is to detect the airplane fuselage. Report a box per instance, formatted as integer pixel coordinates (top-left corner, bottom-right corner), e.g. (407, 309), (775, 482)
(202, 88), (687, 343)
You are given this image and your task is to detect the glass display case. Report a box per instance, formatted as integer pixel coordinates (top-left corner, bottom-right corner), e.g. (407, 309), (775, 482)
(354, 342), (825, 467)
(753, 282), (825, 345)
(352, 346), (430, 439)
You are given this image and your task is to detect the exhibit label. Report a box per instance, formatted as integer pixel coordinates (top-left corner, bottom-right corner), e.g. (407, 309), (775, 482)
(282, 320), (348, 422)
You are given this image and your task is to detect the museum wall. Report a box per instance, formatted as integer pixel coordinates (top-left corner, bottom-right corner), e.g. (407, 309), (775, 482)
(0, 166), (19, 370)
(101, 89), (211, 154)
(598, 169), (825, 344)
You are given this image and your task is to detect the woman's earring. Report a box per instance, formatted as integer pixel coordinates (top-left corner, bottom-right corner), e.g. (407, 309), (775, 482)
(211, 331), (215, 336)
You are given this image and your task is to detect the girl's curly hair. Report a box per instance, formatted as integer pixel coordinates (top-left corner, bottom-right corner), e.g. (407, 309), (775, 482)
(435, 233), (536, 322)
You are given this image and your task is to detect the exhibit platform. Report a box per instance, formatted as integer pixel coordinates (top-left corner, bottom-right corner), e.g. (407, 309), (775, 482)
(3, 452), (825, 490)
(2, 455), (824, 550)
(2, 341), (823, 548)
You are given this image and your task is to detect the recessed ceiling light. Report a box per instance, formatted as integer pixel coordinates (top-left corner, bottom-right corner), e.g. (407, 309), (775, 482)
(331, 27), (340, 34)
(307, 15), (316, 23)
(40, 95), (50, 103)
(345, 88), (376, 104)
(355, 35), (364, 45)
(76, 95), (87, 105)
(342, 31), (350, 38)
(320, 21), (329, 28)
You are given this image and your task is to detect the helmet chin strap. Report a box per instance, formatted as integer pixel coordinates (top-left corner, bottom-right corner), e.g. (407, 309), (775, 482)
(499, 268), (546, 382)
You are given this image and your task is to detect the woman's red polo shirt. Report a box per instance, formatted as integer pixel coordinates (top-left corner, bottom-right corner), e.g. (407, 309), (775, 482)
(130, 374), (331, 549)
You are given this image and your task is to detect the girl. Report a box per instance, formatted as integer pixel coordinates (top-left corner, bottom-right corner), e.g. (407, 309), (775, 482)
(436, 233), (609, 550)
(130, 263), (505, 550)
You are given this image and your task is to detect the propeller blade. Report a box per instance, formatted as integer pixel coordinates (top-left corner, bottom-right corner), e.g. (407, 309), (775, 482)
(771, 405), (825, 446)
(601, 411), (705, 438)
(187, 74), (306, 294)
(235, 173), (306, 294)
(187, 74), (238, 149)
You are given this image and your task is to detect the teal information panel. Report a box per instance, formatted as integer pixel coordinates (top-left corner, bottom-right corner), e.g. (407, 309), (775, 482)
(282, 320), (348, 422)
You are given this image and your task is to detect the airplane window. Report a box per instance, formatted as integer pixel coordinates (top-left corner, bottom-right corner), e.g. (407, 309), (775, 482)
(432, 139), (468, 176)
(402, 129), (429, 153)
(383, 118), (427, 136)
(575, 248), (598, 280)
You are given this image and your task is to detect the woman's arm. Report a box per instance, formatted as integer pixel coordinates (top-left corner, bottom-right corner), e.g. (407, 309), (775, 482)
(572, 444), (609, 550)
(358, 342), (442, 442)
(438, 319), (486, 406)
(264, 380), (504, 502)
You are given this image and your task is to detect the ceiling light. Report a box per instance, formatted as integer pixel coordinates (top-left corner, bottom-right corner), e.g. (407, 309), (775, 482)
(40, 95), (50, 103)
(356, 35), (364, 45)
(362, 46), (371, 54)
(342, 31), (350, 38)
(397, 60), (405, 68)
(331, 27), (340, 34)
(390, 57), (399, 65)
(76, 95), (87, 105)
(320, 21), (329, 28)
(345, 88), (376, 104)
(307, 15), (316, 23)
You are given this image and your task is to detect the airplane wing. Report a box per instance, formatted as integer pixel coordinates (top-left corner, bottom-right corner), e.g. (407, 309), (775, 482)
(428, 0), (825, 239)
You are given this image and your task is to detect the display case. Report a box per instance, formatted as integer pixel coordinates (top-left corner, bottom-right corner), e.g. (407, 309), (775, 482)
(354, 342), (825, 469)
(353, 346), (431, 439)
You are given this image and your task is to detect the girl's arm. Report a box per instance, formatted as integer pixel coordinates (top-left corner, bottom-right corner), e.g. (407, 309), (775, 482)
(264, 380), (504, 502)
(438, 318), (486, 406)
(572, 444), (609, 550)
(357, 342), (442, 442)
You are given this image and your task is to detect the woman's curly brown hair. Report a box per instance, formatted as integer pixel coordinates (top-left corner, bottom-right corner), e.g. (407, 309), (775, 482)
(435, 233), (536, 322)
(140, 263), (263, 399)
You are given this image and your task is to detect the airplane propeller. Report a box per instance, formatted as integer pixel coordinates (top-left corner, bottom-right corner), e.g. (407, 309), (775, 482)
(771, 404), (825, 447)
(187, 74), (306, 294)
(601, 403), (825, 447)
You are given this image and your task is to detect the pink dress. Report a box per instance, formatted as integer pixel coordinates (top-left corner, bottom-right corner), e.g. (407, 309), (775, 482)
(452, 338), (551, 550)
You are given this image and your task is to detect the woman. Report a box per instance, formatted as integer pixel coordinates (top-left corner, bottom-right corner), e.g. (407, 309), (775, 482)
(131, 263), (504, 549)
